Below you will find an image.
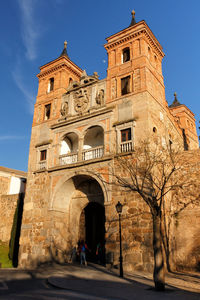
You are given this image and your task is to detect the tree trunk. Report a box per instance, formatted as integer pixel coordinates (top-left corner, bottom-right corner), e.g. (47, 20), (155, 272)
(153, 214), (165, 291)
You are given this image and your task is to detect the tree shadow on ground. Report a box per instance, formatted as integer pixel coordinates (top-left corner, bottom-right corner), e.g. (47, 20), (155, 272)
(0, 263), (199, 300)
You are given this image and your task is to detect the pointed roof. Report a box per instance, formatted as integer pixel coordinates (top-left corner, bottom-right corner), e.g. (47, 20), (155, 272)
(59, 40), (68, 57)
(169, 92), (182, 108)
(129, 10), (136, 26)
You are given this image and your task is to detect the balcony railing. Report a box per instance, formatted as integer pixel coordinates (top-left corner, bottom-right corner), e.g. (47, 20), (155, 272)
(120, 141), (133, 153)
(39, 160), (47, 170)
(82, 146), (104, 161)
(59, 153), (78, 165)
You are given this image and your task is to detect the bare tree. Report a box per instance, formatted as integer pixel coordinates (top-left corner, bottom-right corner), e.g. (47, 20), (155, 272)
(108, 140), (200, 291)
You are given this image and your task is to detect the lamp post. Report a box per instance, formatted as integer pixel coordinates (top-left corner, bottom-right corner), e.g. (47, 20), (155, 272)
(115, 201), (123, 278)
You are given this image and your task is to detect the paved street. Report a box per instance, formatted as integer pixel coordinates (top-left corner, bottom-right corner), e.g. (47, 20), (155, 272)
(0, 263), (200, 299)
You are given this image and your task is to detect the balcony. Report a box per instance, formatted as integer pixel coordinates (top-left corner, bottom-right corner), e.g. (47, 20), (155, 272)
(39, 160), (47, 170)
(120, 140), (133, 153)
(82, 146), (104, 161)
(59, 153), (78, 165)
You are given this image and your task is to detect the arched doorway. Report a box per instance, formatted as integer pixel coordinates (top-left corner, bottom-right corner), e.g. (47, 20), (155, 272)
(51, 174), (107, 263)
(79, 202), (105, 262)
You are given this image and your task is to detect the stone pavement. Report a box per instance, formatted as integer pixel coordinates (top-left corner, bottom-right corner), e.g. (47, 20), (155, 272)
(0, 263), (200, 300)
(46, 263), (200, 299)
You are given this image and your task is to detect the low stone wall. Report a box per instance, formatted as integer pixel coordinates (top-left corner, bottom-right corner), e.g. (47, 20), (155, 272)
(0, 194), (19, 242)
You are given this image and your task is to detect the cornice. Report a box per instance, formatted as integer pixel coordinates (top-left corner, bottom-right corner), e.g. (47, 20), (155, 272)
(51, 107), (114, 130)
(35, 140), (52, 148)
(34, 154), (113, 174)
(169, 104), (195, 118)
(37, 63), (82, 79)
(105, 21), (164, 58)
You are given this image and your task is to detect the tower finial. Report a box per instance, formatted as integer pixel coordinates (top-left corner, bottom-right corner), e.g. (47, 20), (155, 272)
(130, 9), (136, 26)
(60, 40), (68, 57)
(169, 92), (181, 108)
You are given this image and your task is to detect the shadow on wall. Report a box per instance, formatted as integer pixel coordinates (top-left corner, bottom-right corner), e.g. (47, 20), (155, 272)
(175, 245), (200, 272)
(9, 193), (24, 267)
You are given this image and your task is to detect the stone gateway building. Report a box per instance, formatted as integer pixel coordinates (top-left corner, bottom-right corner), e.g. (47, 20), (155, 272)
(18, 11), (199, 271)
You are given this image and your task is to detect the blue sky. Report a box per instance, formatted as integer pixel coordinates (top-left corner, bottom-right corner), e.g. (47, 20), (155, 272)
(0, 0), (200, 172)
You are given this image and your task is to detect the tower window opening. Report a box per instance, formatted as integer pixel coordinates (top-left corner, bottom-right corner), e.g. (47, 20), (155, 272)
(48, 77), (54, 92)
(40, 150), (47, 161)
(121, 76), (130, 95)
(44, 104), (51, 120)
(122, 48), (130, 63)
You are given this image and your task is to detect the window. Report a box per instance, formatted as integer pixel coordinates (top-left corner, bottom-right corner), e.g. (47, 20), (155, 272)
(40, 150), (47, 161)
(122, 48), (130, 63)
(44, 104), (51, 120)
(121, 76), (130, 95)
(121, 128), (131, 142)
(48, 77), (54, 92)
(115, 121), (135, 153)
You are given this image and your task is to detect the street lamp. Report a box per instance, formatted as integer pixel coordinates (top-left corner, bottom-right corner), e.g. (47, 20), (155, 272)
(115, 201), (123, 278)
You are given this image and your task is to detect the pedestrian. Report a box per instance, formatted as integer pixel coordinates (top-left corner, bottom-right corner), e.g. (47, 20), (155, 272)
(80, 240), (89, 266)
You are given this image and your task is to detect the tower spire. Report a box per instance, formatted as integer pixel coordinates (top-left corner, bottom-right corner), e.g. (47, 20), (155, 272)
(169, 92), (182, 108)
(129, 10), (136, 26)
(60, 40), (68, 57)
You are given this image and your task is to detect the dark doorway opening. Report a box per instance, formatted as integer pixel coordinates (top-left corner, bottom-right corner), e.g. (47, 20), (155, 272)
(83, 202), (105, 263)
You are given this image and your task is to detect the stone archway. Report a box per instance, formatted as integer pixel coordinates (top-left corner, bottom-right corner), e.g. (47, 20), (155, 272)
(50, 174), (106, 262)
(70, 176), (105, 245)
(79, 202), (105, 262)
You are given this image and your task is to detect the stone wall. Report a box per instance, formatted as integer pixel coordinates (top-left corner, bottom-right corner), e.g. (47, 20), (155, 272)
(0, 194), (19, 242)
(106, 187), (154, 272)
(0, 176), (9, 196)
(170, 149), (200, 271)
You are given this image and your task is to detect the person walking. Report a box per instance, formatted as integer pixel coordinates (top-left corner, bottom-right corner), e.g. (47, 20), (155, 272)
(80, 240), (89, 266)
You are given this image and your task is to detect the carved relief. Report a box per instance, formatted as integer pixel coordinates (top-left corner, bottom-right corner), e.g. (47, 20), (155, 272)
(96, 89), (104, 106)
(60, 94), (70, 117)
(73, 88), (89, 114)
(60, 101), (68, 117)
(111, 78), (117, 99)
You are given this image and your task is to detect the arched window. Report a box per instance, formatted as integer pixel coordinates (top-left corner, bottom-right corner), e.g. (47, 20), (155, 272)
(48, 77), (54, 92)
(122, 48), (130, 63)
(68, 77), (73, 86)
(83, 126), (104, 160)
(60, 133), (78, 165)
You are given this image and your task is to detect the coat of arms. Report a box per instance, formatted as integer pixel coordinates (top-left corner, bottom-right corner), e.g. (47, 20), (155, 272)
(73, 88), (89, 114)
